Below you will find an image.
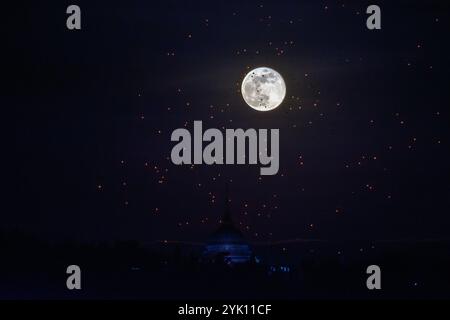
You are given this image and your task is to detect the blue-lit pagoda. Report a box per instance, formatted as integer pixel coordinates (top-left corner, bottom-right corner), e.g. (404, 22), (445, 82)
(203, 188), (252, 264)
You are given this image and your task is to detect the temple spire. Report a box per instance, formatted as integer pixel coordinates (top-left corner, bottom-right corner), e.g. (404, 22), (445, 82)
(222, 183), (232, 224)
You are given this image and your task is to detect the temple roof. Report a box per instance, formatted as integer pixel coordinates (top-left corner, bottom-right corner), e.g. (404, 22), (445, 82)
(207, 185), (249, 245)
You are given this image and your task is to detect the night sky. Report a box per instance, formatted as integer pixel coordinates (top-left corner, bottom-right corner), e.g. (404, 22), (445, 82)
(5, 0), (450, 244)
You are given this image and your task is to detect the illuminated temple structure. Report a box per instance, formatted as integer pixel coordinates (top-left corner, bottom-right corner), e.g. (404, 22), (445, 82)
(203, 192), (252, 264)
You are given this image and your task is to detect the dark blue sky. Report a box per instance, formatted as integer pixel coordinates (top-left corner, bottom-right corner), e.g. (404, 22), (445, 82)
(5, 0), (450, 243)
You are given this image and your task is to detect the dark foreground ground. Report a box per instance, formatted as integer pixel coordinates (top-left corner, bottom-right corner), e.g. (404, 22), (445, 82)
(1, 230), (449, 299)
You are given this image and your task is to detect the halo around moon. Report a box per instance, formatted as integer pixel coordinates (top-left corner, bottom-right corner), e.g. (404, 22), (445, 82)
(241, 67), (286, 111)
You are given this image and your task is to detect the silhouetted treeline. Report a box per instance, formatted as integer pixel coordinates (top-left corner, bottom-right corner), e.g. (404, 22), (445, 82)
(1, 229), (449, 299)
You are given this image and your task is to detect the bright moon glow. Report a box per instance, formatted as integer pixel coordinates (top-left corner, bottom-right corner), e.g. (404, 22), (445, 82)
(241, 67), (286, 111)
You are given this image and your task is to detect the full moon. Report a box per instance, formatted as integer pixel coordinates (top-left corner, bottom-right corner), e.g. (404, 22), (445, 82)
(241, 67), (286, 111)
